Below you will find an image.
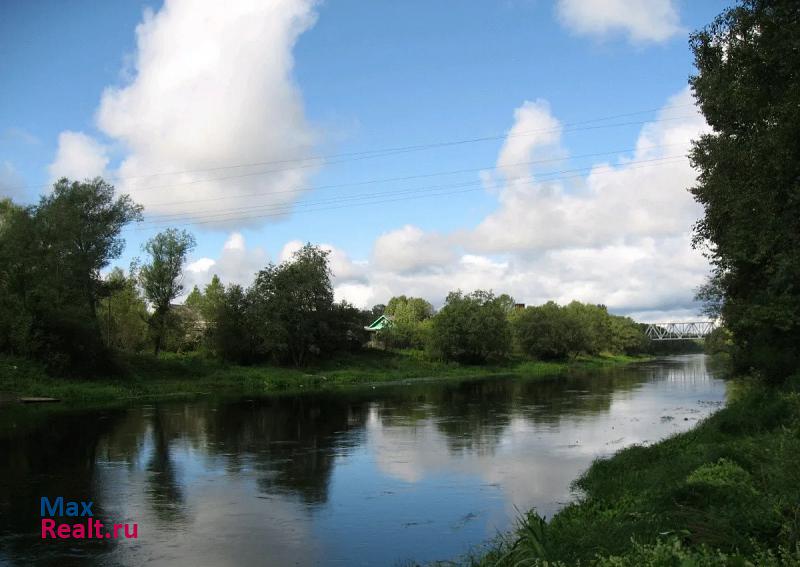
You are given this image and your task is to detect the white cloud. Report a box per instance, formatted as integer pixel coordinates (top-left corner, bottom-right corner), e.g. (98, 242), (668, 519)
(48, 131), (109, 182)
(372, 225), (457, 274)
(183, 232), (269, 295)
(50, 0), (319, 227)
(556, 0), (683, 43)
(174, 90), (709, 321)
(469, 89), (706, 255)
(334, 89), (711, 322)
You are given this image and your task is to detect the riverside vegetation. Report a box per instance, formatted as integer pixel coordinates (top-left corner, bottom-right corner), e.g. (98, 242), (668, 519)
(0, 182), (660, 401)
(427, 1), (800, 564)
(2, 0), (799, 564)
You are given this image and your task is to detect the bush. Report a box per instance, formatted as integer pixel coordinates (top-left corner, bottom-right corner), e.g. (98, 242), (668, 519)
(428, 290), (511, 363)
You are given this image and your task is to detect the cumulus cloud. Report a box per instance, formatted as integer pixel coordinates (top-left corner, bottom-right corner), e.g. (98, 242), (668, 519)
(372, 225), (457, 274)
(556, 0), (683, 43)
(50, 0), (319, 227)
(182, 90), (709, 321)
(469, 90), (706, 254)
(48, 131), (109, 182)
(339, 89), (710, 322)
(183, 232), (269, 294)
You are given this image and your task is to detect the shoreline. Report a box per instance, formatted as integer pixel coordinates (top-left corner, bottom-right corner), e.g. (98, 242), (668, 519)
(0, 351), (651, 405)
(456, 375), (800, 565)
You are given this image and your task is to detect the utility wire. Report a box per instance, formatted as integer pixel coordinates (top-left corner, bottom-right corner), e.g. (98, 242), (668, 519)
(138, 155), (686, 224)
(118, 114), (696, 194)
(14, 103), (695, 193)
(143, 142), (686, 209)
(128, 156), (687, 231)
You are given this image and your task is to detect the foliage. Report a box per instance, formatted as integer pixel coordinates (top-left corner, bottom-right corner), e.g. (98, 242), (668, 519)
(512, 301), (646, 360)
(210, 243), (365, 366)
(689, 0), (800, 381)
(379, 295), (434, 349)
(0, 179), (142, 373)
(209, 284), (255, 364)
(185, 274), (225, 324)
(139, 228), (196, 355)
(98, 267), (148, 352)
(458, 384), (800, 566)
(249, 243), (335, 366)
(183, 274), (226, 352)
(429, 290), (511, 363)
(704, 325), (734, 356)
(513, 301), (586, 360)
(0, 350), (642, 404)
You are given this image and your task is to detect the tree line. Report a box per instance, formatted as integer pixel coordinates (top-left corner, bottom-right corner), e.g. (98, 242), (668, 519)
(377, 291), (650, 363)
(1, 177), (663, 375)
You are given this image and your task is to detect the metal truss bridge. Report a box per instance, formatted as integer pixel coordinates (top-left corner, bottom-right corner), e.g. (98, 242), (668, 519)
(645, 321), (717, 341)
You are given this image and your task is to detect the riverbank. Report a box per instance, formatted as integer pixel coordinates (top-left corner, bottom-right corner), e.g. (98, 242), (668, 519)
(455, 376), (800, 566)
(0, 350), (648, 404)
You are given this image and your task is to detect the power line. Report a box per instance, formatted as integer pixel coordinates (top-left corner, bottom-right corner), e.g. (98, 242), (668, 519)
(14, 103), (696, 193)
(143, 142), (686, 209)
(138, 155), (686, 224)
(118, 114), (696, 194)
(128, 156), (687, 231)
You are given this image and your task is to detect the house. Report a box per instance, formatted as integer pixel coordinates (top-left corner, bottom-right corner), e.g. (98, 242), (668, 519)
(364, 314), (393, 332)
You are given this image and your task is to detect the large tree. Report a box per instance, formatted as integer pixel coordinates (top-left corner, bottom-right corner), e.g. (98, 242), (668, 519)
(250, 243), (335, 366)
(689, 0), (800, 380)
(99, 267), (149, 352)
(429, 290), (511, 363)
(381, 295), (434, 349)
(139, 228), (196, 355)
(0, 179), (142, 372)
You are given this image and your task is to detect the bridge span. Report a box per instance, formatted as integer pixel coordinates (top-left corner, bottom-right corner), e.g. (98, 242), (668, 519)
(645, 321), (717, 341)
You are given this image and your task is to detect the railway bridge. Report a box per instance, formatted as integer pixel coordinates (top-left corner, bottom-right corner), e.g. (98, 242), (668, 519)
(644, 321), (717, 341)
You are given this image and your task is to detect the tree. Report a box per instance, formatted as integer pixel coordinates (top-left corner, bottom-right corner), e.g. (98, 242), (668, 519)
(689, 0), (800, 381)
(429, 290), (511, 363)
(98, 268), (149, 352)
(0, 199), (36, 357)
(250, 243), (335, 366)
(381, 295), (434, 348)
(513, 301), (586, 360)
(201, 275), (225, 323)
(184, 286), (204, 312)
(139, 228), (196, 356)
(210, 284), (256, 363)
(0, 179), (142, 372)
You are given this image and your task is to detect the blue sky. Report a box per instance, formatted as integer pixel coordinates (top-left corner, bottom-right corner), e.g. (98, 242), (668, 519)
(0, 0), (732, 320)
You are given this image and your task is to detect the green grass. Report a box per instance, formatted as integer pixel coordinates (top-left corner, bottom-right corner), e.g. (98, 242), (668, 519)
(0, 350), (647, 404)
(447, 376), (800, 566)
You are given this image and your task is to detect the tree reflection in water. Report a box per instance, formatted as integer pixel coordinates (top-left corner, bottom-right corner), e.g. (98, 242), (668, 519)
(0, 355), (725, 566)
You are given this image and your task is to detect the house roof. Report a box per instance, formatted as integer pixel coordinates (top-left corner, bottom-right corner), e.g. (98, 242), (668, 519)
(364, 314), (393, 331)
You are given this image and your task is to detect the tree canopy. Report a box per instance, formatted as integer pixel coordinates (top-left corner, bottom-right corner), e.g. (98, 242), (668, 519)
(429, 290), (511, 363)
(139, 228), (196, 355)
(689, 0), (800, 380)
(0, 179), (141, 372)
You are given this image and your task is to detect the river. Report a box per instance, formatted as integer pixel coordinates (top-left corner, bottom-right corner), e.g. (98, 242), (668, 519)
(0, 354), (726, 566)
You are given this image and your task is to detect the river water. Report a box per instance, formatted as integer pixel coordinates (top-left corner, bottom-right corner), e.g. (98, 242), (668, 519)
(0, 354), (726, 566)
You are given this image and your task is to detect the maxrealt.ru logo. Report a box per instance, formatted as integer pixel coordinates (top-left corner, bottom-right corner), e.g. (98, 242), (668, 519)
(40, 497), (138, 539)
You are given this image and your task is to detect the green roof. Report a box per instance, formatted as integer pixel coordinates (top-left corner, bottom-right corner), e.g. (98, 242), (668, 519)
(365, 314), (392, 331)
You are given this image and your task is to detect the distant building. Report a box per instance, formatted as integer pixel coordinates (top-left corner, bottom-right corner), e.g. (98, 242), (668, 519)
(364, 314), (393, 332)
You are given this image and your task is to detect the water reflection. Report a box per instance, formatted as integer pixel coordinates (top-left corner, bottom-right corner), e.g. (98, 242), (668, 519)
(0, 355), (726, 566)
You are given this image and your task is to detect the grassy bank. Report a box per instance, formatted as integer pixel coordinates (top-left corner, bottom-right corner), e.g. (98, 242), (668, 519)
(453, 377), (800, 566)
(0, 350), (646, 404)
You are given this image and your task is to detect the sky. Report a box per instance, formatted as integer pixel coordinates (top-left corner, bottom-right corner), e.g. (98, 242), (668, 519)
(0, 0), (732, 321)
